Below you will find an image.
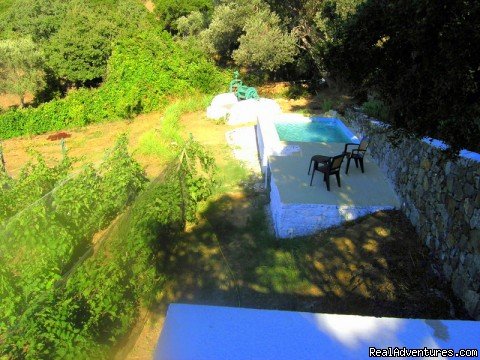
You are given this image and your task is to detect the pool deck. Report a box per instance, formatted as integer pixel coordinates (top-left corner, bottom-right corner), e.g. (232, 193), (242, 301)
(269, 142), (399, 206)
(268, 142), (400, 238)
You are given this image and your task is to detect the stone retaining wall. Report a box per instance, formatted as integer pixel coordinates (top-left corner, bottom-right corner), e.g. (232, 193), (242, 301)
(344, 109), (480, 319)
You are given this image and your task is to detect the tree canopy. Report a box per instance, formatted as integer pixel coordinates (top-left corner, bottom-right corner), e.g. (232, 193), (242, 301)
(200, 0), (297, 72)
(153, 0), (214, 31)
(326, 0), (480, 153)
(232, 9), (297, 72)
(0, 37), (45, 107)
(45, 7), (114, 85)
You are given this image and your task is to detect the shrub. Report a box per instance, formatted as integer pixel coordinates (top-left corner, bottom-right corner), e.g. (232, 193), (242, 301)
(361, 99), (388, 121)
(0, 30), (227, 140)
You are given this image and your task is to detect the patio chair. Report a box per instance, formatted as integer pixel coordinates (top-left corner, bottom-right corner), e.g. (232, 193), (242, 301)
(309, 153), (345, 191)
(344, 137), (370, 174)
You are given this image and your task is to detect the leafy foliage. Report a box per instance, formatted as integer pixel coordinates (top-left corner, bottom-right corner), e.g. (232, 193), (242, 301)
(261, 0), (365, 77)
(361, 99), (389, 122)
(3, 0), (66, 42)
(153, 0), (214, 31)
(0, 37), (46, 106)
(0, 150), (72, 223)
(0, 135), (148, 357)
(1, 0), (157, 88)
(201, 0), (298, 72)
(326, 0), (480, 153)
(175, 10), (207, 37)
(200, 1), (259, 61)
(45, 7), (114, 85)
(0, 30), (227, 140)
(232, 8), (297, 72)
(0, 135), (216, 358)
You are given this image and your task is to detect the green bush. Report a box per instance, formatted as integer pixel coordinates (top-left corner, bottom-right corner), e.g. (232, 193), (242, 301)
(0, 137), (216, 358)
(0, 30), (227, 140)
(361, 99), (388, 121)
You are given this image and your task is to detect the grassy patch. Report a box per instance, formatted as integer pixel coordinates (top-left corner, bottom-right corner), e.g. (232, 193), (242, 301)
(0, 0), (14, 16)
(136, 94), (214, 161)
(171, 194), (463, 318)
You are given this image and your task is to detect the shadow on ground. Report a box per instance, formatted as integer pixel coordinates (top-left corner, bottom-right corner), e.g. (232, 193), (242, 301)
(150, 178), (468, 322)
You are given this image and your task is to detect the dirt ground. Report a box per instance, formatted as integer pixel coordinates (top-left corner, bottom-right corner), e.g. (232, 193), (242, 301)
(0, 93), (33, 109)
(0, 112), (165, 179)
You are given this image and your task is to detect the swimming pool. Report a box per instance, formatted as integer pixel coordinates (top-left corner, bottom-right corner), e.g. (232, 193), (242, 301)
(275, 117), (355, 143)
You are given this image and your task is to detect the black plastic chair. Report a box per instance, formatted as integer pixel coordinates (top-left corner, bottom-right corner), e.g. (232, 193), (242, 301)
(344, 137), (369, 174)
(309, 153), (345, 191)
(308, 155), (330, 175)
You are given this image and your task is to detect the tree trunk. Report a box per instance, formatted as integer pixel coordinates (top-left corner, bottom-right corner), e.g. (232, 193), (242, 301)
(19, 94), (25, 108)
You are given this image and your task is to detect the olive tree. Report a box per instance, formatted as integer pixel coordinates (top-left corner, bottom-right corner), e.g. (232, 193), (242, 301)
(0, 37), (45, 107)
(201, 0), (296, 71)
(232, 9), (297, 72)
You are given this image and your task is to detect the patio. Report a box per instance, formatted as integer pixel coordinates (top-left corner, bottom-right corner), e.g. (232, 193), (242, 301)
(268, 142), (400, 238)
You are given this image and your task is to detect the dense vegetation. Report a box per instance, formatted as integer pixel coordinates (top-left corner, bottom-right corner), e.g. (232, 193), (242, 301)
(0, 30), (226, 139)
(0, 131), (215, 358)
(326, 0), (480, 153)
(0, 0), (478, 356)
(0, 0), (226, 140)
(0, 136), (146, 355)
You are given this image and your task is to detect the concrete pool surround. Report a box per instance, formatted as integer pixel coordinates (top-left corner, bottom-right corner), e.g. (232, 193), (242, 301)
(256, 113), (399, 239)
(257, 113), (358, 172)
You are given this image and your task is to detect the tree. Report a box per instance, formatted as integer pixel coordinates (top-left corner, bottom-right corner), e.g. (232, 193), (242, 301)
(153, 0), (214, 32)
(201, 0), (297, 71)
(176, 11), (207, 37)
(3, 0), (66, 42)
(45, 6), (114, 86)
(232, 9), (297, 72)
(263, 0), (365, 77)
(200, 1), (260, 61)
(0, 37), (45, 107)
(326, 0), (480, 154)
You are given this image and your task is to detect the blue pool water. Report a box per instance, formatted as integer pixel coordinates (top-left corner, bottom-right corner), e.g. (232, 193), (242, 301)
(275, 118), (353, 143)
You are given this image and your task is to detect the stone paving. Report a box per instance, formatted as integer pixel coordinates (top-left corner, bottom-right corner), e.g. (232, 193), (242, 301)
(225, 126), (262, 174)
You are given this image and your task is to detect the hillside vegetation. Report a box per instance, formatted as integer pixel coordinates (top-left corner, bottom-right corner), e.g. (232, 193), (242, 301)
(1, 0), (478, 153)
(0, 0), (478, 357)
(0, 0), (227, 139)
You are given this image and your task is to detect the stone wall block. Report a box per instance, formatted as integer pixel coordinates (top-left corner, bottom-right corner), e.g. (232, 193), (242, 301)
(470, 210), (480, 230)
(471, 229), (480, 254)
(464, 290), (480, 319)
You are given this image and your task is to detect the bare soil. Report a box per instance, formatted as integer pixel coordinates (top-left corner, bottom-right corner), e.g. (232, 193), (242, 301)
(0, 112), (164, 179)
(0, 93), (33, 109)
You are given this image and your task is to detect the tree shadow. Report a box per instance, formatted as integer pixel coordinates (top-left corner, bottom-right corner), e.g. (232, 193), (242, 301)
(148, 181), (469, 323)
